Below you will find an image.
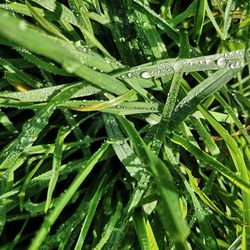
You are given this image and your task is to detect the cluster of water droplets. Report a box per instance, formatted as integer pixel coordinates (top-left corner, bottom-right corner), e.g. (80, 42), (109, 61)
(216, 50), (245, 69)
(119, 49), (245, 80)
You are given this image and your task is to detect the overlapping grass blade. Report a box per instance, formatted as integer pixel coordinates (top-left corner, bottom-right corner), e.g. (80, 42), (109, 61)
(28, 142), (109, 250)
(117, 116), (189, 250)
(0, 82), (84, 190)
(193, 0), (206, 42)
(170, 68), (241, 129)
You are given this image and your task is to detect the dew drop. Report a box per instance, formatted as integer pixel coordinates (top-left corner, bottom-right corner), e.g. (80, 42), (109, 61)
(20, 137), (32, 147)
(63, 60), (80, 73)
(216, 57), (227, 68)
(230, 63), (235, 69)
(18, 21), (27, 30)
(235, 49), (243, 55)
(165, 67), (174, 73)
(240, 61), (245, 67)
(173, 64), (183, 71)
(140, 71), (152, 79)
(127, 73), (133, 78)
(205, 59), (212, 65)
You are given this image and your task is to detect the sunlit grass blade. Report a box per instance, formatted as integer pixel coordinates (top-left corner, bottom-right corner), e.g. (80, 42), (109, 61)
(0, 82), (84, 191)
(170, 68), (241, 129)
(69, 89), (136, 112)
(74, 173), (108, 250)
(133, 208), (159, 250)
(26, 1), (68, 41)
(117, 116), (190, 250)
(169, 133), (250, 192)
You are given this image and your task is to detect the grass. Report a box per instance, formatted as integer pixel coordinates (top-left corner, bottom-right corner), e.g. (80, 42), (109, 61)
(0, 0), (249, 249)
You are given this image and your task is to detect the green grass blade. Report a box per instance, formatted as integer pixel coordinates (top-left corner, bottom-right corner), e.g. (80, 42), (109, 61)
(45, 126), (69, 213)
(222, 0), (236, 40)
(170, 68), (241, 129)
(74, 173), (108, 250)
(28, 142), (109, 250)
(193, 0), (206, 42)
(117, 116), (190, 250)
(151, 72), (183, 154)
(26, 1), (68, 41)
(169, 133), (250, 192)
(0, 82), (84, 191)
(93, 202), (122, 250)
(133, 208), (159, 250)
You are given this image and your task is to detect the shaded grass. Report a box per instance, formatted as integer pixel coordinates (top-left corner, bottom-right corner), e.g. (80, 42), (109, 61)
(0, 0), (249, 249)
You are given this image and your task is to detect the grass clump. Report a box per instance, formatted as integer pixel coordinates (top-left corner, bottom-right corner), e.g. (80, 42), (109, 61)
(0, 0), (249, 249)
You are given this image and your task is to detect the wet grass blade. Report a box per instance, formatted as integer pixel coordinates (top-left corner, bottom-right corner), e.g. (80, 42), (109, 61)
(28, 143), (109, 250)
(193, 0), (206, 42)
(170, 68), (241, 129)
(117, 116), (190, 250)
(45, 126), (69, 212)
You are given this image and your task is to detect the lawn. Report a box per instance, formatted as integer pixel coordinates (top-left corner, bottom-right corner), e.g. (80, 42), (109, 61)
(0, 0), (249, 249)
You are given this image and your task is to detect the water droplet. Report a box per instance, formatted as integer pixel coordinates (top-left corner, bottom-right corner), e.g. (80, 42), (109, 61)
(104, 57), (111, 64)
(173, 64), (183, 71)
(240, 61), (245, 67)
(141, 71), (151, 79)
(63, 60), (80, 73)
(18, 21), (27, 30)
(166, 67), (174, 73)
(20, 137), (32, 147)
(216, 57), (227, 68)
(127, 73), (133, 78)
(205, 59), (212, 65)
(235, 49), (243, 55)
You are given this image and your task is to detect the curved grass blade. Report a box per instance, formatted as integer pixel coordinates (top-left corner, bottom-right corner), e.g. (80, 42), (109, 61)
(117, 116), (190, 250)
(133, 208), (159, 250)
(69, 89), (136, 112)
(26, 1), (68, 41)
(0, 82), (85, 191)
(0, 11), (128, 95)
(45, 126), (69, 213)
(170, 68), (241, 130)
(0, 109), (16, 133)
(74, 173), (108, 250)
(171, 0), (197, 27)
(169, 133), (250, 192)
(28, 142), (109, 250)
